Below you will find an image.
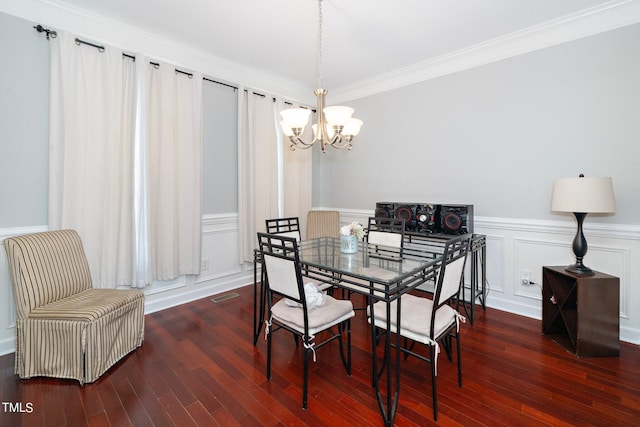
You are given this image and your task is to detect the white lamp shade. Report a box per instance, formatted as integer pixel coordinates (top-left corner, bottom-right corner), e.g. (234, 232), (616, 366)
(312, 123), (335, 139)
(551, 176), (616, 213)
(343, 118), (363, 136)
(323, 106), (353, 127)
(280, 108), (311, 128)
(279, 120), (293, 137)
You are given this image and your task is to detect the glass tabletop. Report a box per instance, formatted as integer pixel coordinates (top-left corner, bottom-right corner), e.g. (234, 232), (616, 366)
(298, 237), (441, 285)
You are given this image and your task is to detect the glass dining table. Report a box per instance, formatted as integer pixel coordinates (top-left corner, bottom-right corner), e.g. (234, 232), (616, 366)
(253, 237), (443, 426)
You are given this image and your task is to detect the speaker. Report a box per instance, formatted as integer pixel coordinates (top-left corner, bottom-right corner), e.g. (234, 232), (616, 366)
(394, 204), (417, 232)
(415, 204), (439, 234)
(375, 202), (474, 237)
(374, 202), (395, 223)
(439, 205), (474, 235)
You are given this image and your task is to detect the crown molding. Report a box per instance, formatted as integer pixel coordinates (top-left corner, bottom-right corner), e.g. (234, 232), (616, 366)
(0, 0), (311, 102)
(331, 0), (640, 103)
(2, 0), (639, 104)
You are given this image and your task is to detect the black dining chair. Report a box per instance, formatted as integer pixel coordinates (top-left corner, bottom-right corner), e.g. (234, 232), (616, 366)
(257, 232), (355, 410)
(366, 216), (405, 260)
(368, 233), (471, 421)
(255, 218), (332, 345)
(265, 216), (301, 241)
(256, 218), (302, 345)
(340, 217), (406, 304)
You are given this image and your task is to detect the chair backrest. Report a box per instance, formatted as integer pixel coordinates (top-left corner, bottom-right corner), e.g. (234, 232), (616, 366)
(366, 217), (405, 259)
(306, 210), (340, 239)
(3, 229), (93, 320)
(433, 234), (471, 308)
(257, 232), (306, 307)
(265, 217), (301, 242)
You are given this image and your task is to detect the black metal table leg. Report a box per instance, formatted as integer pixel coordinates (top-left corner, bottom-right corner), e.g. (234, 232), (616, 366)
(459, 235), (487, 325)
(253, 252), (259, 344)
(253, 251), (266, 345)
(480, 243), (487, 308)
(469, 248), (477, 324)
(371, 294), (401, 427)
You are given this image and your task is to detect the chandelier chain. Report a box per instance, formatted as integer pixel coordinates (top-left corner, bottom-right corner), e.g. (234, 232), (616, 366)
(279, 0), (361, 153)
(317, 0), (323, 88)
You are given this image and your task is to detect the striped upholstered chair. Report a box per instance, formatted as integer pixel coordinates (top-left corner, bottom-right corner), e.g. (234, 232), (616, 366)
(3, 230), (145, 384)
(306, 210), (340, 239)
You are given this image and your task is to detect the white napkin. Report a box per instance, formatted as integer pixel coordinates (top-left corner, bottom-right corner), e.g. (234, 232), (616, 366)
(285, 282), (326, 308)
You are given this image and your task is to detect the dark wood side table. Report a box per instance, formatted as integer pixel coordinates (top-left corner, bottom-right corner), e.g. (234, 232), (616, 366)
(542, 266), (619, 357)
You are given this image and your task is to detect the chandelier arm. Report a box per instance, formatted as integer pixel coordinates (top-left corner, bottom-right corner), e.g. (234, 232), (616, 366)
(329, 134), (343, 146)
(329, 136), (353, 150)
(291, 135), (318, 148)
(289, 136), (315, 151)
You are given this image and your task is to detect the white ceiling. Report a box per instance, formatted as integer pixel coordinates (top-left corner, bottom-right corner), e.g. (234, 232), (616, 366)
(18, 0), (640, 100)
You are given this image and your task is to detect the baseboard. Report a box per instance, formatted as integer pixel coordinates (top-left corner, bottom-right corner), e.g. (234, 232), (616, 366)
(0, 337), (15, 356)
(143, 272), (253, 315)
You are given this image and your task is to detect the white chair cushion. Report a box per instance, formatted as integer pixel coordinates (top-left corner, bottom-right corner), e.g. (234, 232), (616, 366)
(272, 295), (355, 336)
(369, 293), (457, 344)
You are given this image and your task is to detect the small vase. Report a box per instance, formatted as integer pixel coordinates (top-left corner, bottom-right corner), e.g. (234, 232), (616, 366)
(340, 234), (358, 254)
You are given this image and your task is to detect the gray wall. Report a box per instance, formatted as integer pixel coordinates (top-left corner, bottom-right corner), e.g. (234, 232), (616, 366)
(313, 23), (640, 225)
(3, 10), (639, 225)
(202, 81), (238, 214)
(0, 13), (49, 227)
(0, 12), (239, 226)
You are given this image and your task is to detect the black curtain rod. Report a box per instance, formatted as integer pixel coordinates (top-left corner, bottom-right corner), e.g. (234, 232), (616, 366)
(35, 26), (298, 105)
(75, 37), (104, 52)
(201, 77), (269, 99)
(75, 38), (195, 78)
(122, 54), (237, 90)
(34, 25), (57, 40)
(204, 77), (237, 91)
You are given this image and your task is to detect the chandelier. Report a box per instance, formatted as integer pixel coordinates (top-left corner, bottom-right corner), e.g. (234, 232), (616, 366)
(279, 0), (363, 153)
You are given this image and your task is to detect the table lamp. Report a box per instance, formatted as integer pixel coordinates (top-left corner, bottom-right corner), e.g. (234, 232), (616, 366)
(551, 174), (615, 275)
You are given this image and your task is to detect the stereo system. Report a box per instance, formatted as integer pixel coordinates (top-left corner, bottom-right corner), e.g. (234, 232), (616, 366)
(375, 202), (473, 236)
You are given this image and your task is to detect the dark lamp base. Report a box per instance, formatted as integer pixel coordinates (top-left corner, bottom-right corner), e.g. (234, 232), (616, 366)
(565, 263), (595, 276)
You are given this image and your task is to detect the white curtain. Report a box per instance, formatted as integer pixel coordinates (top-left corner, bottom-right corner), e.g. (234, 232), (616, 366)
(133, 53), (151, 288)
(49, 31), (136, 288)
(146, 60), (203, 280)
(238, 89), (279, 262)
(279, 100), (313, 237)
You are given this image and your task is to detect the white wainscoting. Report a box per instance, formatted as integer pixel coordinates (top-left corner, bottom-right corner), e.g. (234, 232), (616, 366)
(142, 213), (252, 315)
(336, 208), (640, 345)
(1, 213), (638, 356)
(0, 226), (48, 355)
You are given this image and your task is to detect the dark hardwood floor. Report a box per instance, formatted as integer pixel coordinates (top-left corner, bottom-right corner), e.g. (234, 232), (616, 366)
(1, 285), (639, 426)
